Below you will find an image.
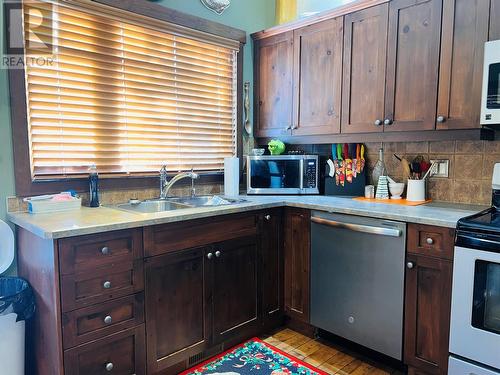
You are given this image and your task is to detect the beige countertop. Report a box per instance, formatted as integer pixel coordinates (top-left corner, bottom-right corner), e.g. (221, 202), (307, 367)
(8, 195), (487, 239)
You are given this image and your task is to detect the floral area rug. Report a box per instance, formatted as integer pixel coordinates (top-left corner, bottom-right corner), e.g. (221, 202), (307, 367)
(180, 337), (328, 375)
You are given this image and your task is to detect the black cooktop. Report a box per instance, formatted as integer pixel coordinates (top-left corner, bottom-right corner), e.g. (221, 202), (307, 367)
(456, 207), (500, 252)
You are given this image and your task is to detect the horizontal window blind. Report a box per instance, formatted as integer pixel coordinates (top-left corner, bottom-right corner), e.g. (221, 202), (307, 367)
(23, 0), (238, 179)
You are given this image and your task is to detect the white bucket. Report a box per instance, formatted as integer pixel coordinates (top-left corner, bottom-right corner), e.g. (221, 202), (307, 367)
(0, 313), (25, 375)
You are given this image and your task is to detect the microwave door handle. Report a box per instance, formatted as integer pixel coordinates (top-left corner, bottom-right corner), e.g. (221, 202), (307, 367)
(300, 159), (304, 191)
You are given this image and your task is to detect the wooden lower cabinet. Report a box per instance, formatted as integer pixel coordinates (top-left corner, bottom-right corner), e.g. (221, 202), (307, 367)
(64, 326), (146, 375)
(212, 236), (260, 343)
(143, 211), (282, 374)
(144, 247), (209, 374)
(404, 254), (453, 375)
(284, 208), (311, 322)
(260, 210), (284, 328)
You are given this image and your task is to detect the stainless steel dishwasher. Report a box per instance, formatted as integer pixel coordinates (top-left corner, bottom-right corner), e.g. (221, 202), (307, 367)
(310, 211), (406, 360)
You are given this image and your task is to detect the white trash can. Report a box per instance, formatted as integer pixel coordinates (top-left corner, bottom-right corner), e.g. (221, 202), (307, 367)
(0, 277), (35, 375)
(0, 313), (26, 375)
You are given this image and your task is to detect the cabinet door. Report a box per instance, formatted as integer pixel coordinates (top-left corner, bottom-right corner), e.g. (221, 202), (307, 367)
(211, 236), (260, 343)
(385, 0), (442, 131)
(437, 0), (490, 130)
(490, 0), (500, 40)
(342, 4), (389, 134)
(260, 210), (284, 329)
(292, 18), (342, 136)
(144, 248), (209, 374)
(284, 208), (311, 322)
(254, 32), (294, 137)
(404, 254), (453, 375)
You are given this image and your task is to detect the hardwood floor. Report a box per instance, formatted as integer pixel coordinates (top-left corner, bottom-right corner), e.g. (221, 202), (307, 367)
(262, 328), (404, 375)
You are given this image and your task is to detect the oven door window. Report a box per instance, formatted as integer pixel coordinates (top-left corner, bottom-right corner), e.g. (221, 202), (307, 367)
(472, 260), (500, 334)
(249, 160), (301, 189)
(487, 63), (500, 109)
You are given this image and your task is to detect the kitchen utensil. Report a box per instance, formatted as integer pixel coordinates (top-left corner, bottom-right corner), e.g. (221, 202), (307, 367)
(360, 144), (365, 171)
(0, 220), (15, 274)
(356, 144), (361, 174)
(393, 153), (402, 162)
(345, 143), (353, 183)
(401, 158), (412, 181)
(407, 180), (426, 202)
(387, 176), (397, 184)
(421, 161), (437, 180)
(389, 183), (405, 199)
(327, 159), (335, 177)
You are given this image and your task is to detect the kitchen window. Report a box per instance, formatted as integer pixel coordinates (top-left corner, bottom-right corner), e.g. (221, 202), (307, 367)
(10, 0), (244, 196)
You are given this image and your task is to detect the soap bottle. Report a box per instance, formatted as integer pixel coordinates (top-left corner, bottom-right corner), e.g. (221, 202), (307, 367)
(89, 164), (100, 207)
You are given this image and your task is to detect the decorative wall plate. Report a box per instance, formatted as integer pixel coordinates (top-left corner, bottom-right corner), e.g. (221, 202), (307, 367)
(200, 0), (230, 15)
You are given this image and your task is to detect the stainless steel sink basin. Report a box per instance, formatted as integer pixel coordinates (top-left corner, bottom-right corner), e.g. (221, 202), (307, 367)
(169, 196), (247, 207)
(113, 196), (247, 214)
(114, 200), (192, 214)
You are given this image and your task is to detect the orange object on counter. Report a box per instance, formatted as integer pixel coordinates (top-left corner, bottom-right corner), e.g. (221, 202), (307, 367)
(353, 197), (432, 206)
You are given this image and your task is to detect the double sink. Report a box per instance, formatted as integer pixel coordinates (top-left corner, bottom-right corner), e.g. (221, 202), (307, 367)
(114, 195), (247, 214)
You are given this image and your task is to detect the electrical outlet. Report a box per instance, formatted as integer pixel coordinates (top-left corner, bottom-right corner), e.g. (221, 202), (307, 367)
(430, 159), (449, 178)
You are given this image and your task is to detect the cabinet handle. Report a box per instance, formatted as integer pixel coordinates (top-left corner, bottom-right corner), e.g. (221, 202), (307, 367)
(384, 118), (393, 126)
(291, 125), (298, 130)
(407, 262), (415, 269)
(105, 362), (114, 372)
(437, 116), (446, 123)
(264, 214), (271, 221)
(207, 252), (214, 260)
(104, 315), (112, 325)
(374, 119), (382, 126)
(426, 237), (434, 245)
(285, 125), (292, 131)
(103, 281), (112, 289)
(101, 246), (110, 255)
(215, 250), (221, 258)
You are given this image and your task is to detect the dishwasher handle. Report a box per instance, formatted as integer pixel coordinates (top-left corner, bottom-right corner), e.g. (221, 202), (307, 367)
(311, 216), (402, 237)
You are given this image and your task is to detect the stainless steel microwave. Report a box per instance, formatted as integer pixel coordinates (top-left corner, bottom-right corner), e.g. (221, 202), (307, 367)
(481, 40), (500, 126)
(246, 155), (319, 195)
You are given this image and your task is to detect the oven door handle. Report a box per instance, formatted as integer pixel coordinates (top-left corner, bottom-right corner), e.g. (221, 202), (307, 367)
(311, 217), (402, 237)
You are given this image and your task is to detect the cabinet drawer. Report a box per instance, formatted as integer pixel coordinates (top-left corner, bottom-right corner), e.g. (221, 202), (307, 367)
(62, 293), (144, 349)
(61, 261), (144, 312)
(144, 213), (258, 257)
(407, 224), (455, 260)
(64, 325), (146, 375)
(59, 229), (143, 275)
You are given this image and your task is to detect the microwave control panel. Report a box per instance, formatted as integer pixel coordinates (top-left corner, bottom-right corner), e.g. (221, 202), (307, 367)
(305, 160), (317, 188)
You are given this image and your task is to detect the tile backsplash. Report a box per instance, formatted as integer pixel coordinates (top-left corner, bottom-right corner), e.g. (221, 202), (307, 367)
(283, 140), (500, 206)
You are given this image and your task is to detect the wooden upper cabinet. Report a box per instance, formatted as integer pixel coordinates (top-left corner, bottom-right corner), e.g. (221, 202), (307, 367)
(385, 0), (442, 132)
(437, 0), (490, 130)
(254, 32), (294, 137)
(292, 18), (343, 136)
(490, 0), (500, 40)
(342, 4), (389, 134)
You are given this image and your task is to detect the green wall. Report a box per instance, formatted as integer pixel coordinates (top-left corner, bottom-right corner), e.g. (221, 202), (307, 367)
(0, 1), (275, 275)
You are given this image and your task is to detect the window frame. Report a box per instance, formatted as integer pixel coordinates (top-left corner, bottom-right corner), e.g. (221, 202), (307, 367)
(9, 0), (245, 197)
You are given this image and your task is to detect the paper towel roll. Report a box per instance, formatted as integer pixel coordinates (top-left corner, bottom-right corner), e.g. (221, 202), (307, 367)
(0, 220), (15, 274)
(224, 157), (240, 197)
